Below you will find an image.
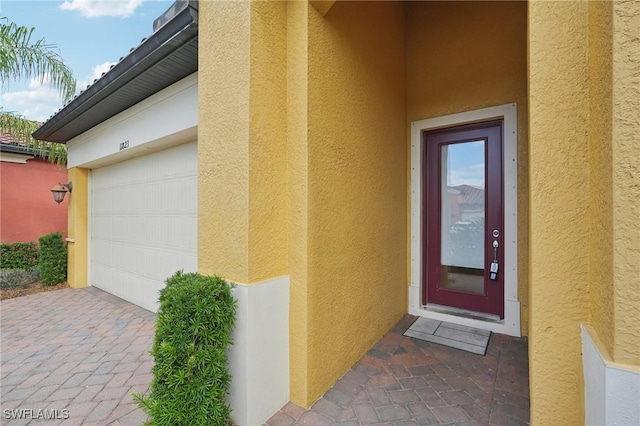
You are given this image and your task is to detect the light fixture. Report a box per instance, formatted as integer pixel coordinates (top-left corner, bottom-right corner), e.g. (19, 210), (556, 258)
(51, 182), (72, 204)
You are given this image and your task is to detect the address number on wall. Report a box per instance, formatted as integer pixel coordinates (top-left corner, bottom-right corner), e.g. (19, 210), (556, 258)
(119, 140), (130, 151)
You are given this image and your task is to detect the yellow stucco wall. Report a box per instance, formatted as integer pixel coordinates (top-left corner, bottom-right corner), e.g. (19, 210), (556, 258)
(66, 167), (88, 288)
(528, 1), (591, 424)
(406, 1), (529, 334)
(248, 1), (288, 283)
(198, 0), (406, 407)
(287, 0), (311, 406)
(302, 0), (407, 405)
(198, 1), (287, 284)
(198, 0), (250, 282)
(197, 0), (637, 419)
(611, 0), (640, 365)
(309, 0), (335, 17)
(530, 0), (639, 420)
(588, 0), (615, 361)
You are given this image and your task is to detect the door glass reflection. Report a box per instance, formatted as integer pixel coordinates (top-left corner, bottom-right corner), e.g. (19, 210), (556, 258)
(440, 141), (485, 294)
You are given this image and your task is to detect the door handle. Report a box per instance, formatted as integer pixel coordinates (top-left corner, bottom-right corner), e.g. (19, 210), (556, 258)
(490, 240), (499, 280)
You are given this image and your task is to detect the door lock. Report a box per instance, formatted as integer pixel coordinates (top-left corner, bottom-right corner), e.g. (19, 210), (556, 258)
(490, 240), (499, 280)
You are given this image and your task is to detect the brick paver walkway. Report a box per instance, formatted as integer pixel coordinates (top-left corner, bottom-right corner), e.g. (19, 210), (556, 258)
(1, 287), (154, 425)
(266, 315), (530, 426)
(1, 288), (529, 426)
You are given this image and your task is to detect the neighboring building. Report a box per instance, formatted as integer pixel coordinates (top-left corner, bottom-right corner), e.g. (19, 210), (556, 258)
(0, 137), (68, 243)
(33, 1), (639, 425)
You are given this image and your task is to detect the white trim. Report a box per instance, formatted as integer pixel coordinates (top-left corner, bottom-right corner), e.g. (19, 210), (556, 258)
(0, 152), (34, 163)
(227, 276), (290, 426)
(66, 72), (197, 169)
(409, 103), (520, 337)
(582, 325), (640, 425)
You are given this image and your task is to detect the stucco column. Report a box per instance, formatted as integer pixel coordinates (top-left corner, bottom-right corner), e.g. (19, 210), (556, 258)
(198, 0), (250, 282)
(286, 0), (311, 408)
(528, 1), (591, 423)
(198, 1), (287, 285)
(530, 1), (639, 423)
(611, 0), (640, 365)
(66, 167), (88, 288)
(198, 2), (289, 424)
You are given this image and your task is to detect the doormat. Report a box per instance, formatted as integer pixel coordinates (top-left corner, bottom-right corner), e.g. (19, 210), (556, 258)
(403, 317), (491, 355)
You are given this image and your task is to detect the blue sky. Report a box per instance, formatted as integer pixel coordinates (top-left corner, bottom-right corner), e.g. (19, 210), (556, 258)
(1, 1), (486, 187)
(2, 0), (173, 122)
(446, 141), (485, 188)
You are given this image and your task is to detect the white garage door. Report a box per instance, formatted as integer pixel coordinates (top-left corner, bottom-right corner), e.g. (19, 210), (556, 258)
(90, 142), (197, 312)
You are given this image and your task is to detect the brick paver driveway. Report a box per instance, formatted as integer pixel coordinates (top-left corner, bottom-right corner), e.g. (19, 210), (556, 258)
(1, 287), (529, 425)
(267, 316), (530, 425)
(1, 287), (155, 425)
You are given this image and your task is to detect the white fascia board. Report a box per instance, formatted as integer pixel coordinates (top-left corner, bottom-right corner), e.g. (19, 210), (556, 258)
(0, 152), (34, 164)
(67, 72), (198, 169)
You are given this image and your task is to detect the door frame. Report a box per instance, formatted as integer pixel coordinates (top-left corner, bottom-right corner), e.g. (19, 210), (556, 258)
(423, 121), (504, 317)
(409, 103), (520, 337)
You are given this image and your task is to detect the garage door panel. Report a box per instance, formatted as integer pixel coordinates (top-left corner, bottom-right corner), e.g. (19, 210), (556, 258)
(121, 187), (140, 211)
(92, 263), (113, 287)
(147, 249), (181, 282)
(111, 243), (139, 275)
(92, 190), (113, 214)
(91, 216), (111, 240)
(91, 142), (197, 312)
(92, 239), (111, 262)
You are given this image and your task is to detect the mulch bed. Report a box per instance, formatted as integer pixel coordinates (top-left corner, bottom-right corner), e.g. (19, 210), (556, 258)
(0, 281), (69, 300)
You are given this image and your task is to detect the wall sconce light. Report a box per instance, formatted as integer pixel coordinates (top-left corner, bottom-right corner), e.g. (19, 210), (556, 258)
(51, 182), (72, 204)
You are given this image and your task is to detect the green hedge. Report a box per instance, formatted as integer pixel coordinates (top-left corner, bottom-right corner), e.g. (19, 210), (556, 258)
(38, 233), (67, 286)
(134, 271), (237, 426)
(0, 242), (39, 269)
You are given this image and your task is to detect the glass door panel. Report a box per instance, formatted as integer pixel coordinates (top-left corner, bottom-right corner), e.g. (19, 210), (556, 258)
(440, 141), (485, 295)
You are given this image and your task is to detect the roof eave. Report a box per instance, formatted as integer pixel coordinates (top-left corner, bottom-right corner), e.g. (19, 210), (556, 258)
(0, 144), (39, 156)
(32, 1), (198, 143)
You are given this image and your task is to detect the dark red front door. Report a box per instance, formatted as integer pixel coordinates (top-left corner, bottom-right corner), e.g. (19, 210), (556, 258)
(422, 121), (504, 318)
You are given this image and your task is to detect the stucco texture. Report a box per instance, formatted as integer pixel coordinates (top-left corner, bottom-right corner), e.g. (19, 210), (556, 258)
(529, 1), (591, 424)
(588, 0), (615, 364)
(198, 0), (408, 407)
(198, 1), (288, 283)
(303, 0), (407, 405)
(199, 0), (532, 409)
(66, 167), (88, 288)
(286, 0), (311, 406)
(198, 0), (250, 282)
(529, 0), (640, 421)
(611, 0), (640, 365)
(586, 0), (640, 369)
(248, 1), (288, 283)
(195, 0), (638, 419)
(406, 0), (529, 335)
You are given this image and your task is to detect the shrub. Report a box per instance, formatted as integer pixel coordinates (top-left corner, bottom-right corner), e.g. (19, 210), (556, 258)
(38, 233), (67, 286)
(0, 267), (40, 289)
(0, 242), (39, 269)
(134, 271), (237, 426)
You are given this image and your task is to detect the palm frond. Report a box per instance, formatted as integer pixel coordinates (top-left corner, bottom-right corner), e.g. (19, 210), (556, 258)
(0, 110), (67, 166)
(0, 18), (76, 102)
